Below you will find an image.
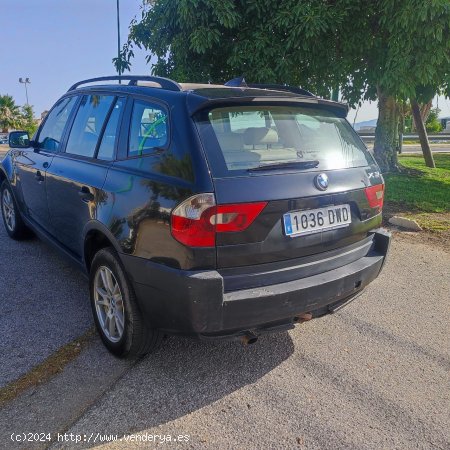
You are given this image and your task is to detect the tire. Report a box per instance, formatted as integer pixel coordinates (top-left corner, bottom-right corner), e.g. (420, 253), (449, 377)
(1, 180), (30, 240)
(89, 247), (163, 358)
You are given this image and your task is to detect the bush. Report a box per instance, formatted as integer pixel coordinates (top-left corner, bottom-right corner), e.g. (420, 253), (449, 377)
(426, 108), (443, 133)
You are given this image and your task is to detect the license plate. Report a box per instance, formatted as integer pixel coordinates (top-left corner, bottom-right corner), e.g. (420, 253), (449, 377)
(283, 204), (351, 237)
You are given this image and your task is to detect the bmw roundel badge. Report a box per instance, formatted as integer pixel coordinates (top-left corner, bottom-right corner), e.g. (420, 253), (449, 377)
(314, 173), (329, 191)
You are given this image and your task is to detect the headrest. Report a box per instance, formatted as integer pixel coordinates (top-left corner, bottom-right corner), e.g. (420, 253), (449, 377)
(243, 127), (279, 145)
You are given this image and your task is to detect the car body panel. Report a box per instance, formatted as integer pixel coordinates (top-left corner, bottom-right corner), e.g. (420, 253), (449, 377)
(13, 147), (54, 228)
(1, 78), (391, 339)
(46, 155), (110, 256)
(210, 168), (383, 267)
(123, 229), (390, 335)
(102, 159), (215, 270)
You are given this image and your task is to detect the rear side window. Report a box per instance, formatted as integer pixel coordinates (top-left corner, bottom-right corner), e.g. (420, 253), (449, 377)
(37, 96), (77, 152)
(128, 100), (168, 157)
(65, 95), (115, 158)
(196, 106), (374, 175)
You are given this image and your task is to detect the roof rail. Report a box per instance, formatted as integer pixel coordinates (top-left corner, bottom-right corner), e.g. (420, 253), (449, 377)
(224, 76), (248, 87)
(247, 83), (315, 97)
(67, 76), (182, 92)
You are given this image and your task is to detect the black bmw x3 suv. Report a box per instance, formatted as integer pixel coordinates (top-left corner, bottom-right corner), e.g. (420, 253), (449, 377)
(1, 76), (390, 357)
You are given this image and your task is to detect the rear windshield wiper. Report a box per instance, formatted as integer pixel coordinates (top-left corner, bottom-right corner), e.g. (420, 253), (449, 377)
(247, 160), (320, 172)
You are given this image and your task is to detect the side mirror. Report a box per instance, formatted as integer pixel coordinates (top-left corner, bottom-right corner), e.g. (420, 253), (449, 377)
(9, 131), (31, 149)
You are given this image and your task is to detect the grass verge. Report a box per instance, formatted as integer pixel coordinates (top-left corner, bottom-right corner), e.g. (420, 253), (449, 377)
(0, 329), (96, 408)
(384, 153), (450, 232)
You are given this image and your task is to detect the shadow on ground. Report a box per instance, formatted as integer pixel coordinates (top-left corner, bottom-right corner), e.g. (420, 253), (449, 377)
(0, 225), (92, 387)
(65, 332), (295, 449)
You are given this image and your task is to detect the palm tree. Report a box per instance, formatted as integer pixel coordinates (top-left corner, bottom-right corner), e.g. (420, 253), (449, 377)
(0, 95), (23, 133)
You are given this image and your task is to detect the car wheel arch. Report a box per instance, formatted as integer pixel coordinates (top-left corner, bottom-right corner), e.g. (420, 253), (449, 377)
(0, 154), (15, 179)
(0, 168), (22, 211)
(83, 221), (122, 272)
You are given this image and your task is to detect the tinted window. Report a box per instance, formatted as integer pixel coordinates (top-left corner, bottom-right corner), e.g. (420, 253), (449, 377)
(229, 111), (268, 132)
(129, 101), (168, 157)
(97, 97), (124, 161)
(65, 95), (115, 158)
(37, 96), (77, 152)
(196, 106), (374, 174)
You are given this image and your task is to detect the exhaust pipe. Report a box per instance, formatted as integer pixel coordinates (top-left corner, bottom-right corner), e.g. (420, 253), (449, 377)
(294, 312), (313, 323)
(241, 331), (259, 345)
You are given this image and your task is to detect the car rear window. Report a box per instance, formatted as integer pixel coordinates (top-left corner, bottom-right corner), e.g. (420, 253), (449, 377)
(195, 105), (374, 176)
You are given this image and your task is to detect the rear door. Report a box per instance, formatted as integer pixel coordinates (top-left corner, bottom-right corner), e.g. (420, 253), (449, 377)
(46, 94), (125, 256)
(14, 96), (78, 228)
(194, 104), (384, 269)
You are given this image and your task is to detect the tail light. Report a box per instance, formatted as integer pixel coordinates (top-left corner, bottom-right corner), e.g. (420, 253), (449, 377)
(171, 193), (267, 247)
(365, 184), (384, 209)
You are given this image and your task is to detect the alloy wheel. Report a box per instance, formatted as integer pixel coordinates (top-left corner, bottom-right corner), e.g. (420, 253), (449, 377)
(2, 188), (16, 232)
(93, 266), (125, 343)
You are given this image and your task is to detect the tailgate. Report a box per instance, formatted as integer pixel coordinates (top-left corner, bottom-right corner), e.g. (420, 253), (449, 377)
(213, 167), (383, 268)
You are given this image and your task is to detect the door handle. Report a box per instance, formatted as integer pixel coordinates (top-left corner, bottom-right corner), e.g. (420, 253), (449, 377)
(35, 170), (44, 182)
(78, 186), (94, 202)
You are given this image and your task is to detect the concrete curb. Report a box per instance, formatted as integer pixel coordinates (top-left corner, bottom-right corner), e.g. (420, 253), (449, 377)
(388, 216), (423, 231)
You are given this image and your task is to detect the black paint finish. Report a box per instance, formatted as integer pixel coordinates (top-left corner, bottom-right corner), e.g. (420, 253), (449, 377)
(0, 80), (390, 338)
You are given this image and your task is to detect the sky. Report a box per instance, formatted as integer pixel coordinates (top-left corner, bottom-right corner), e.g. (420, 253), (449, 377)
(0, 0), (150, 115)
(1, 0), (449, 123)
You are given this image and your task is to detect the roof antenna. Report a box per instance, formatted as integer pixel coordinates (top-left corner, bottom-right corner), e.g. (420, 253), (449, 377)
(224, 76), (248, 87)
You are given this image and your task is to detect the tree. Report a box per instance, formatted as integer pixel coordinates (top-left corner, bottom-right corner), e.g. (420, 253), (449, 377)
(410, 102), (442, 170)
(0, 95), (38, 137)
(21, 104), (38, 137)
(117, 0), (450, 172)
(327, 1), (449, 171)
(425, 107), (443, 133)
(411, 101), (433, 131)
(0, 95), (23, 133)
(115, 1), (343, 96)
(411, 98), (435, 168)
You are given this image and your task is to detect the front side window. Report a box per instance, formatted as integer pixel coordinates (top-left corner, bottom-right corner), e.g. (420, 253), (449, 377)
(129, 100), (168, 157)
(196, 105), (374, 175)
(37, 96), (77, 152)
(65, 95), (115, 158)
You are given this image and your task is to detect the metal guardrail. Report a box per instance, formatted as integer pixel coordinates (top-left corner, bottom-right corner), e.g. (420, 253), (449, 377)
(358, 133), (450, 141)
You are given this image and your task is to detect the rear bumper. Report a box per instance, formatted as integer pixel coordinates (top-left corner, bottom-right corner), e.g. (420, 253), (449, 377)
(122, 229), (391, 338)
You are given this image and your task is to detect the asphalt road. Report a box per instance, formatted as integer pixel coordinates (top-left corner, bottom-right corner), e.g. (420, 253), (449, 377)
(0, 214), (92, 387)
(1, 231), (449, 449)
